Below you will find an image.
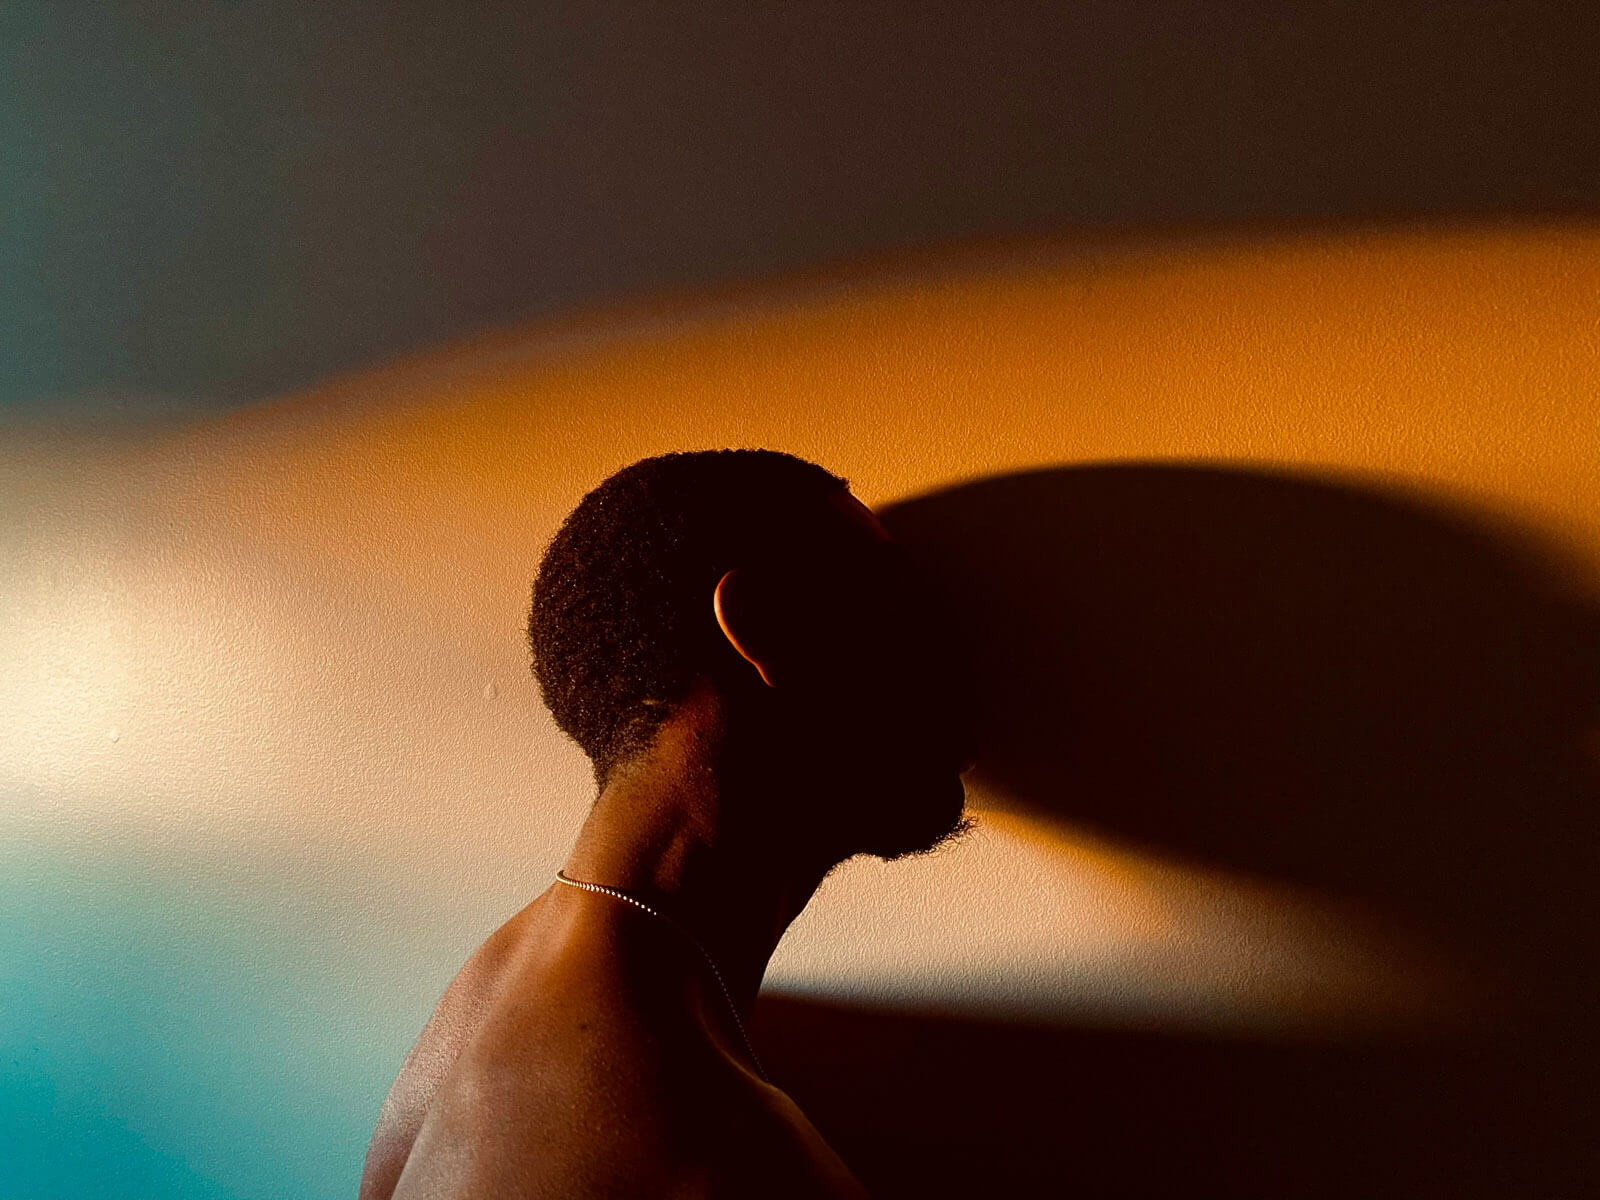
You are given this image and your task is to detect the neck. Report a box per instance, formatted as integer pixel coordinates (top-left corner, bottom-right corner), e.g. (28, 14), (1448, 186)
(556, 685), (840, 1021)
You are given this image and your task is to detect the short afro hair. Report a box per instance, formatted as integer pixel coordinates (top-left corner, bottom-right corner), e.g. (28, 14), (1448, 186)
(528, 449), (851, 792)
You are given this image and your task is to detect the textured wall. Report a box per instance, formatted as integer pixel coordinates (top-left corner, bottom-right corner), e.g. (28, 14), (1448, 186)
(5, 2), (1598, 416)
(3, 224), (1597, 1195)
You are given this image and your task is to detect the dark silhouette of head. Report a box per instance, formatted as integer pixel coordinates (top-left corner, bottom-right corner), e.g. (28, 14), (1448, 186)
(527, 449), (978, 864)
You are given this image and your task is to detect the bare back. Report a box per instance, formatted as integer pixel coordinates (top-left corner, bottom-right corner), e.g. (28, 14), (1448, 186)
(359, 890), (868, 1200)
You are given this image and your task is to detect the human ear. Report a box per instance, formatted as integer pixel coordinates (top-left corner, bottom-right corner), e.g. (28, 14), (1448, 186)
(713, 567), (781, 688)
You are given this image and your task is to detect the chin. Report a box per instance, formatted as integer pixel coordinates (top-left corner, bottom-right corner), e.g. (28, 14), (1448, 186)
(859, 770), (971, 862)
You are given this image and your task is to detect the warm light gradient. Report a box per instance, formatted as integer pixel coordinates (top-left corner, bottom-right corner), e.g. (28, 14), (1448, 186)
(3, 222), (1597, 1196)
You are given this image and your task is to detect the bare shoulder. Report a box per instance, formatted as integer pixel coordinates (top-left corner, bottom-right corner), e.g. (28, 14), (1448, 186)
(358, 899), (544, 1200)
(362, 893), (871, 1199)
(696, 1074), (873, 1200)
(385, 1009), (870, 1200)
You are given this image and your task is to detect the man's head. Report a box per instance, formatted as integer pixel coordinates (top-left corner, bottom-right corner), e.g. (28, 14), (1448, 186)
(527, 449), (978, 862)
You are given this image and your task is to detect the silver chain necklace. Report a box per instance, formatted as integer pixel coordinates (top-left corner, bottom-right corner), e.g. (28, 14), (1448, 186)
(552, 870), (769, 1083)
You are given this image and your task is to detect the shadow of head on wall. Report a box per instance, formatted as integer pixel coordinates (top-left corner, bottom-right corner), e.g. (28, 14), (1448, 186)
(878, 462), (1600, 1021)
(757, 462), (1600, 1197)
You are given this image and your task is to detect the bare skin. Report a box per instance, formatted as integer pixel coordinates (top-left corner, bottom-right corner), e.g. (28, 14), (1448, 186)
(360, 490), (977, 1199)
